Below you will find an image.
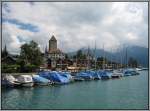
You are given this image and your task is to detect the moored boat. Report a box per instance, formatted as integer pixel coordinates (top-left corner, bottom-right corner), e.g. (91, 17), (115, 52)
(141, 68), (148, 70)
(123, 68), (139, 76)
(73, 76), (84, 81)
(39, 71), (71, 84)
(92, 73), (101, 80)
(112, 70), (124, 78)
(130, 69), (140, 75)
(76, 72), (93, 80)
(32, 75), (52, 86)
(2, 75), (21, 87)
(88, 71), (101, 80)
(135, 68), (142, 71)
(59, 71), (74, 82)
(111, 73), (120, 78)
(17, 75), (34, 87)
(123, 69), (132, 76)
(97, 70), (110, 79)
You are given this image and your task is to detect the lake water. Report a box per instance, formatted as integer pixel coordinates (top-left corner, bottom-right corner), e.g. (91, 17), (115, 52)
(1, 70), (148, 110)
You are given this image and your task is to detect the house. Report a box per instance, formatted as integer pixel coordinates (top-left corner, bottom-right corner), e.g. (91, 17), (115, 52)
(1, 55), (17, 65)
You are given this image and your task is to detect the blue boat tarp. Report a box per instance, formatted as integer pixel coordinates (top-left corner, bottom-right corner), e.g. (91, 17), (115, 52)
(123, 69), (133, 76)
(123, 68), (139, 76)
(76, 72), (93, 80)
(85, 70), (101, 79)
(123, 71), (131, 76)
(106, 72), (113, 78)
(76, 70), (110, 79)
(32, 75), (50, 83)
(97, 70), (110, 79)
(38, 71), (51, 79)
(58, 72), (73, 80)
(38, 71), (70, 84)
(92, 73), (101, 79)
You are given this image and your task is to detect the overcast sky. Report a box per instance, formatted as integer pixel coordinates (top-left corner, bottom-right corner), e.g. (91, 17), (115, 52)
(2, 2), (148, 54)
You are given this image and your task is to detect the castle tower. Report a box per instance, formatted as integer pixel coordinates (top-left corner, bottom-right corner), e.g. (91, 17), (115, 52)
(49, 35), (57, 51)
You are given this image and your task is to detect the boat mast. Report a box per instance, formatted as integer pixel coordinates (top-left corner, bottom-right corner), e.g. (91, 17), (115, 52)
(86, 46), (88, 71)
(103, 44), (105, 70)
(87, 46), (90, 70)
(115, 47), (117, 69)
(123, 44), (125, 69)
(76, 50), (77, 68)
(61, 41), (63, 71)
(116, 47), (119, 69)
(94, 41), (96, 70)
(111, 48), (112, 70)
(120, 45), (122, 69)
(126, 47), (128, 68)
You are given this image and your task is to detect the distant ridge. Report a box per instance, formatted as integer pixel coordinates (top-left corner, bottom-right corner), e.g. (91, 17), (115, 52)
(67, 45), (148, 67)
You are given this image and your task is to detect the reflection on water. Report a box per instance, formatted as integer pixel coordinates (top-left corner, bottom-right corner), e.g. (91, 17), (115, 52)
(2, 71), (148, 109)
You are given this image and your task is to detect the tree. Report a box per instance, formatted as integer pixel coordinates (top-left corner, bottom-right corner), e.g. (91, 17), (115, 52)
(65, 53), (69, 59)
(73, 55), (77, 59)
(16, 58), (25, 72)
(77, 50), (82, 58)
(97, 57), (107, 62)
(76, 50), (86, 59)
(82, 54), (86, 59)
(20, 40), (43, 66)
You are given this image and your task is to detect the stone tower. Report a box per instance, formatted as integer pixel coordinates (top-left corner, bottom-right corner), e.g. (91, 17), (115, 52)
(49, 35), (57, 51)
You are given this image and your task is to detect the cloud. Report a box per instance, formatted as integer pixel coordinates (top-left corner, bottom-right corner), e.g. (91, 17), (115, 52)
(2, 2), (148, 54)
(3, 18), (39, 32)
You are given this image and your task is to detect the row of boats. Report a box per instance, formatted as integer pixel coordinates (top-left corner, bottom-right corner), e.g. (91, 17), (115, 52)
(2, 68), (145, 88)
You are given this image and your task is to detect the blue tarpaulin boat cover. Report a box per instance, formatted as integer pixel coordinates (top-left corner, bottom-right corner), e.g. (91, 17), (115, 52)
(58, 72), (72, 80)
(32, 75), (50, 83)
(97, 70), (110, 78)
(38, 71), (70, 84)
(123, 68), (139, 75)
(84, 70), (100, 79)
(76, 72), (93, 79)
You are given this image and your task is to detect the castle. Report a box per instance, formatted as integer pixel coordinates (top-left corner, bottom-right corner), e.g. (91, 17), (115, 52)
(45, 35), (65, 69)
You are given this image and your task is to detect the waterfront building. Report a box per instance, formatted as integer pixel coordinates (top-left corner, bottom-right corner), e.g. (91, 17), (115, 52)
(1, 45), (17, 65)
(45, 35), (65, 69)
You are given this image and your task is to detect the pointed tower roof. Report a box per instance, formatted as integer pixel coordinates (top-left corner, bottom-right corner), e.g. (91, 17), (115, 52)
(45, 45), (48, 54)
(3, 44), (8, 53)
(49, 35), (57, 41)
(4, 44), (7, 51)
(2, 44), (8, 57)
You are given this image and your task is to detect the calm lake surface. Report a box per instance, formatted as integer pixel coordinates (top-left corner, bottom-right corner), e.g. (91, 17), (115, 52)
(2, 70), (148, 110)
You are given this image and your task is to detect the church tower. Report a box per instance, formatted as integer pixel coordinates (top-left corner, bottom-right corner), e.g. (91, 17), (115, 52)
(49, 35), (57, 51)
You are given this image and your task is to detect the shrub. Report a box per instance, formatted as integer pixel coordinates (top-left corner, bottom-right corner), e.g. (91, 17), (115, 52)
(2, 64), (20, 73)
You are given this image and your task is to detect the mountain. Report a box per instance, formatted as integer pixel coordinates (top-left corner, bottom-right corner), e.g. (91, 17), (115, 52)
(67, 45), (148, 67)
(123, 46), (148, 67)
